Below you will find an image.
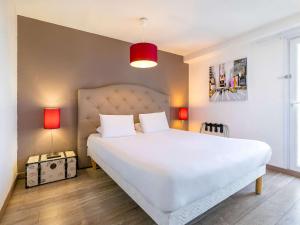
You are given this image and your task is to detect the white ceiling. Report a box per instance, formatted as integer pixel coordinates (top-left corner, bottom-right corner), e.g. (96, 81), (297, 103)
(15, 0), (300, 56)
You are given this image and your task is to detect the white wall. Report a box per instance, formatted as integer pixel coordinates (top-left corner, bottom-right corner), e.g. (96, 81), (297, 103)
(189, 38), (288, 168)
(0, 0), (18, 209)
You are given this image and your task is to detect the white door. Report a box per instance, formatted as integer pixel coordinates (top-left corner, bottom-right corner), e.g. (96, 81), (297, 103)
(290, 37), (300, 172)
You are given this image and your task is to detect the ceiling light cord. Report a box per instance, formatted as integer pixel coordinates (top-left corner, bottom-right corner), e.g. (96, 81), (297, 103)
(140, 17), (147, 43)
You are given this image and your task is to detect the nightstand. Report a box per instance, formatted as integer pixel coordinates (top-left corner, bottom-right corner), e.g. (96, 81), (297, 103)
(25, 150), (77, 188)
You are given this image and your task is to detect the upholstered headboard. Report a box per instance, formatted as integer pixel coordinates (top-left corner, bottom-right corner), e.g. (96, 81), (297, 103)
(77, 84), (170, 168)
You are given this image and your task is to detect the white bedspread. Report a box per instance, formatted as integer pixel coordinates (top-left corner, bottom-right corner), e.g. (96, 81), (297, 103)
(87, 129), (271, 213)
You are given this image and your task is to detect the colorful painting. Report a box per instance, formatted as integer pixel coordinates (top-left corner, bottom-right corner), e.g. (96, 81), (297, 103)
(209, 57), (247, 102)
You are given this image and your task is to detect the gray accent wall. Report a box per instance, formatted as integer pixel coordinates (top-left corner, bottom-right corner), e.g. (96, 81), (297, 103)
(18, 16), (188, 172)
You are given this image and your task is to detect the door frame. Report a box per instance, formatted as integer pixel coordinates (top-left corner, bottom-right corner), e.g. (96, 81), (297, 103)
(289, 37), (300, 172)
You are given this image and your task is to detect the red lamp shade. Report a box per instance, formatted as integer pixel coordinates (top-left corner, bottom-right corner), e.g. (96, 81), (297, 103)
(44, 108), (60, 129)
(130, 42), (158, 68)
(178, 107), (188, 121)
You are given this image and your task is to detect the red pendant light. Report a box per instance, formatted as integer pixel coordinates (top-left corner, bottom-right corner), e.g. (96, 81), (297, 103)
(130, 18), (158, 68)
(130, 43), (157, 68)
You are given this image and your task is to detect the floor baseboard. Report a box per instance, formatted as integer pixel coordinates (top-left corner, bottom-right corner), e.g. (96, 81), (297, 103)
(0, 176), (17, 221)
(17, 172), (25, 179)
(267, 164), (300, 178)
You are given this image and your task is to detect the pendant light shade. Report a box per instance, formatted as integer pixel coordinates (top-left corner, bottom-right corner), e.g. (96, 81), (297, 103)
(130, 42), (158, 68)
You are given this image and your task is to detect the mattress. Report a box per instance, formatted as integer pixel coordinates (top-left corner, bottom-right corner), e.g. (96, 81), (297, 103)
(87, 129), (271, 213)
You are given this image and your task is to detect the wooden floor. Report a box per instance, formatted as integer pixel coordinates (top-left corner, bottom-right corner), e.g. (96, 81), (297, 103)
(1, 168), (300, 225)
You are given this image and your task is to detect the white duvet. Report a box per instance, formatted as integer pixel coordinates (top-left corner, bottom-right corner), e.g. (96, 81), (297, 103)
(87, 129), (271, 213)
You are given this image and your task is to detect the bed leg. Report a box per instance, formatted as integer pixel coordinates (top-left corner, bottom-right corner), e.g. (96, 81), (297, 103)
(256, 176), (263, 194)
(91, 159), (97, 170)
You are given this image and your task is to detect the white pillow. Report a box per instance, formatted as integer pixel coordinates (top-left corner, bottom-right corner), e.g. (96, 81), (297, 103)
(134, 123), (143, 132)
(99, 124), (142, 134)
(139, 112), (169, 133)
(99, 114), (136, 138)
(96, 126), (102, 134)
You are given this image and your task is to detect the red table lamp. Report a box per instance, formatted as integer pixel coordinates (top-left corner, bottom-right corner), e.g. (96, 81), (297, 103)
(44, 108), (60, 152)
(44, 108), (60, 129)
(178, 107), (188, 121)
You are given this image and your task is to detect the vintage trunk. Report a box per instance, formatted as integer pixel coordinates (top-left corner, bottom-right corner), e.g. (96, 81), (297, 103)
(25, 151), (77, 188)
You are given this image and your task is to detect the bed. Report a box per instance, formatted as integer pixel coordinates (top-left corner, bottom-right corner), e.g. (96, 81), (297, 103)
(77, 84), (271, 225)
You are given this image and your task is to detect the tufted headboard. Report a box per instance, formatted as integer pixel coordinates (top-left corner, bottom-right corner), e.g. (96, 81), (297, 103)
(77, 84), (170, 168)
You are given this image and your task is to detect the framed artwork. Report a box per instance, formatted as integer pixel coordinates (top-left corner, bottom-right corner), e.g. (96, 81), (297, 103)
(209, 57), (247, 102)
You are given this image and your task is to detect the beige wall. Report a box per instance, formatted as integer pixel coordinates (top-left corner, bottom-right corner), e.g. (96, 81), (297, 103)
(18, 16), (189, 172)
(0, 1), (17, 209)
